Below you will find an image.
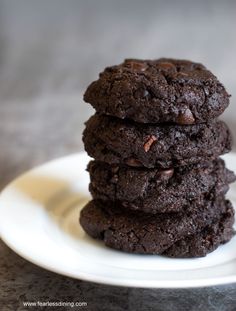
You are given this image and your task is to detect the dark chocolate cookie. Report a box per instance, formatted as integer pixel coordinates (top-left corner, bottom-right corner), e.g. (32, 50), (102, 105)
(83, 114), (232, 169)
(84, 58), (230, 124)
(79, 198), (231, 255)
(164, 206), (235, 258)
(88, 159), (236, 213)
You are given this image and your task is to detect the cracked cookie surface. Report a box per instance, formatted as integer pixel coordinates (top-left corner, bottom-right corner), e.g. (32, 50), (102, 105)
(84, 58), (230, 124)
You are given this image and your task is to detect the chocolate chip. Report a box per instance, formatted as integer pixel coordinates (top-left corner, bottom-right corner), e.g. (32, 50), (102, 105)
(125, 60), (147, 71)
(143, 135), (157, 152)
(158, 62), (175, 70)
(125, 158), (143, 167)
(156, 168), (174, 180)
(176, 108), (195, 125)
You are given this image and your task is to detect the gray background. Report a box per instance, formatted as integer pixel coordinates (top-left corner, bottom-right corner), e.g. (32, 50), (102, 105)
(0, 0), (236, 310)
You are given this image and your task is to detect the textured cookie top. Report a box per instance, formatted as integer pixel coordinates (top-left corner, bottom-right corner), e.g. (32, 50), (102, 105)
(84, 58), (230, 124)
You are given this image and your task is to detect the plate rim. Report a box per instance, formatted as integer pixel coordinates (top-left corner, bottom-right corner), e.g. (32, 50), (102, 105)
(2, 234), (236, 288)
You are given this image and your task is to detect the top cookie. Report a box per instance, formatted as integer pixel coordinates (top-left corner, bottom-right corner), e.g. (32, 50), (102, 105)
(84, 58), (230, 124)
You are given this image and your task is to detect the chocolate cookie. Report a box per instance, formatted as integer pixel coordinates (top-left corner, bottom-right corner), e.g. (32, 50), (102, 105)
(164, 206), (235, 258)
(83, 114), (232, 169)
(79, 198), (231, 255)
(84, 58), (230, 124)
(88, 159), (236, 213)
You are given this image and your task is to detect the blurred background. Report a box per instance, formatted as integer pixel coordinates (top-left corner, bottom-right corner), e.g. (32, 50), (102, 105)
(0, 0), (236, 188)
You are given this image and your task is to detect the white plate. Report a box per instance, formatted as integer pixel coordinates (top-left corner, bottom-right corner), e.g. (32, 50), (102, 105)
(0, 152), (236, 288)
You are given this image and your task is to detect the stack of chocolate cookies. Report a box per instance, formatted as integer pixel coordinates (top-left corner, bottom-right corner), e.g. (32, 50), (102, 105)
(80, 59), (236, 258)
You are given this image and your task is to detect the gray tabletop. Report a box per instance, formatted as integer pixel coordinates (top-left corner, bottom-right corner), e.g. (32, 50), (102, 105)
(1, 1), (236, 310)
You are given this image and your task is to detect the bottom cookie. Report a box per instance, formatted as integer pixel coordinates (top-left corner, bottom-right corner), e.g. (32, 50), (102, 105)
(79, 198), (233, 256)
(164, 206), (234, 258)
